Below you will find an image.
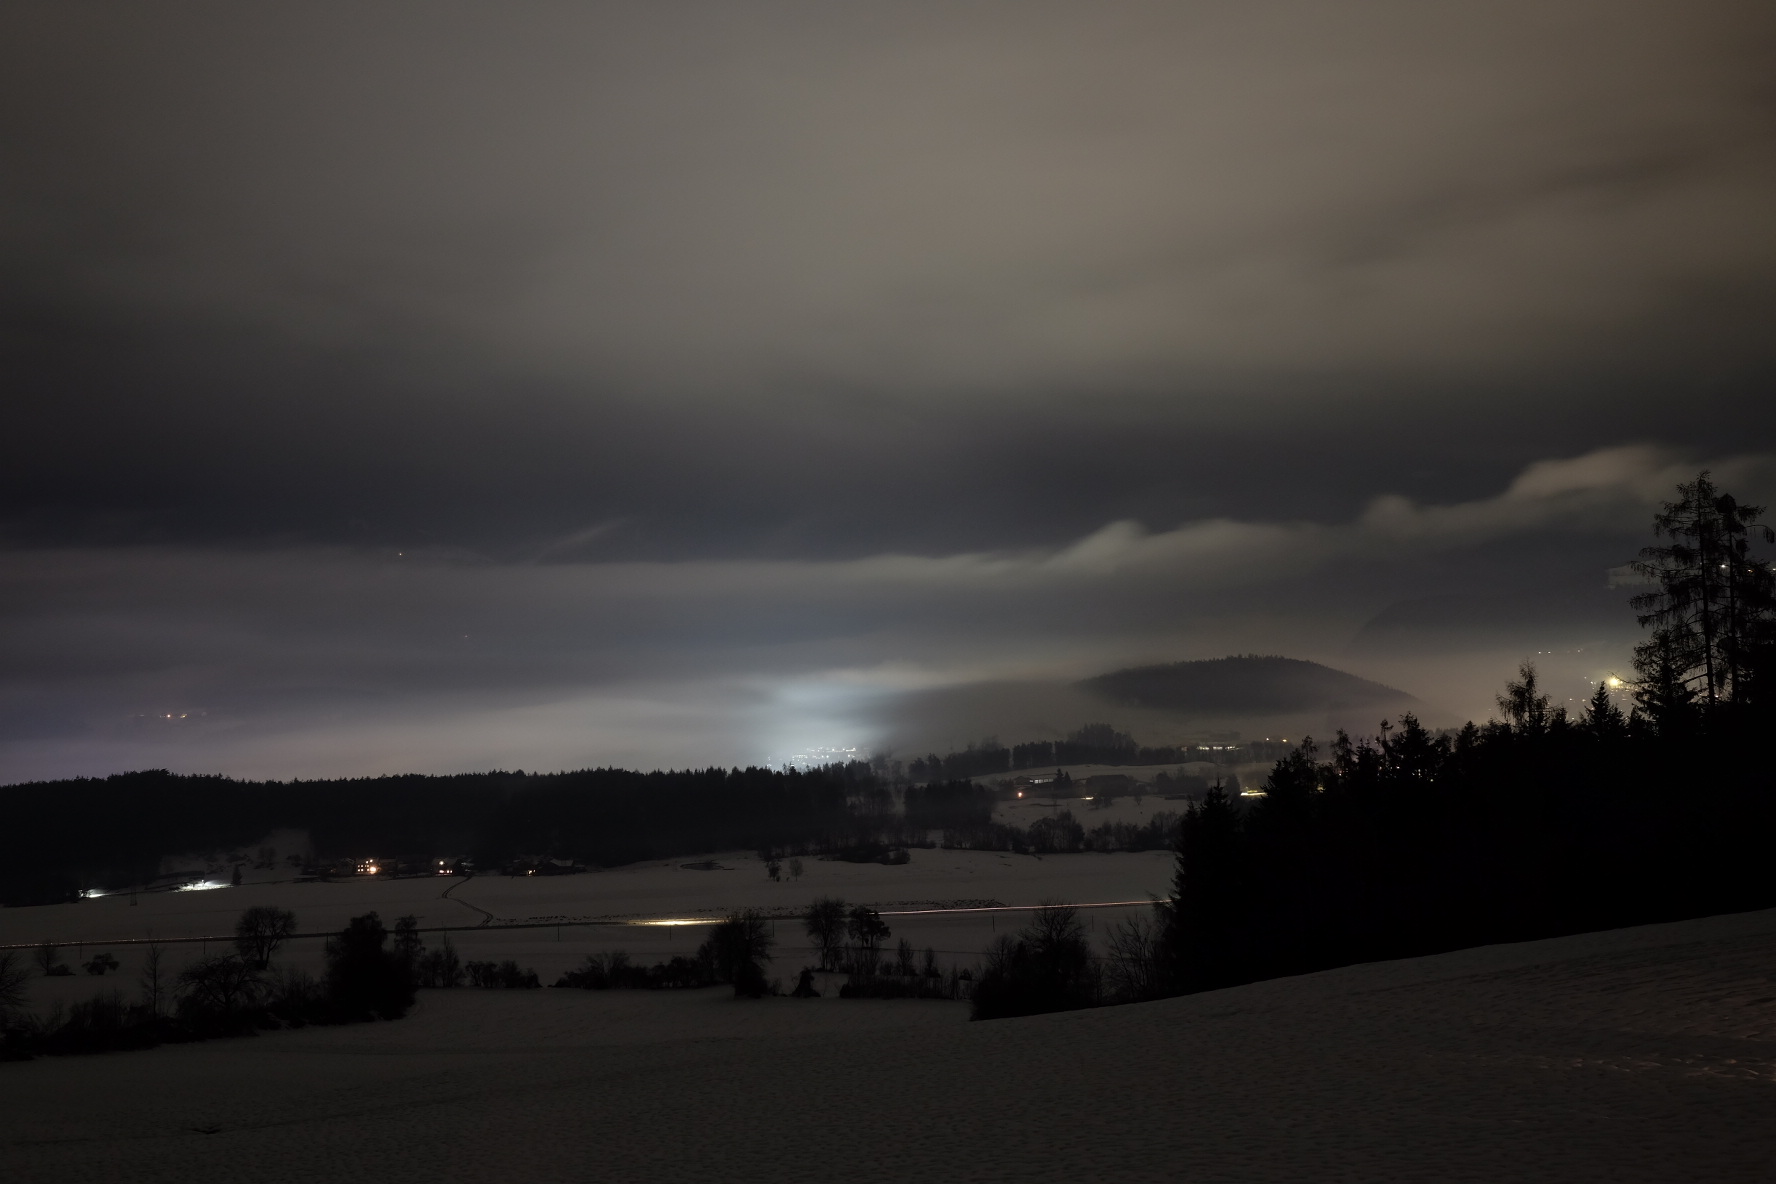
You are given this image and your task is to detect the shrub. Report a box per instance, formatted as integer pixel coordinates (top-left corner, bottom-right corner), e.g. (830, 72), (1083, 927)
(653, 955), (709, 989)
(83, 952), (120, 976)
(555, 954), (609, 990)
(325, 912), (415, 1020)
(37, 991), (162, 1055)
(806, 897), (848, 970)
(839, 975), (960, 1000)
(893, 938), (916, 976)
(177, 956), (268, 1031)
(234, 905), (298, 969)
(846, 905), (890, 975)
(33, 942), (68, 977)
(465, 959), (540, 988)
(556, 950), (657, 990)
(1026, 813), (1086, 854)
(733, 960), (770, 998)
(553, 950), (732, 991)
(0, 950), (30, 1024)
(971, 905), (1101, 1020)
(4, 925), (411, 1061)
(699, 910), (775, 996)
(264, 967), (326, 1026)
(391, 914), (423, 970)
(1103, 907), (1172, 1003)
(415, 936), (464, 987)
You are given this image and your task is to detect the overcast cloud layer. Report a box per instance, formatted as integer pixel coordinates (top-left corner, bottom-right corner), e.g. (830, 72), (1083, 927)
(3, 2), (1774, 779)
(4, 446), (1771, 781)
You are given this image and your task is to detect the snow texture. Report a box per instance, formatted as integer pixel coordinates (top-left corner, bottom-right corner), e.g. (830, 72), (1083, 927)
(5, 906), (1775, 1182)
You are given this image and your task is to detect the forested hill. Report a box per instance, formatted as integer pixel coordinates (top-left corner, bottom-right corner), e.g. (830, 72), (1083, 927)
(1080, 655), (1415, 715)
(0, 764), (875, 906)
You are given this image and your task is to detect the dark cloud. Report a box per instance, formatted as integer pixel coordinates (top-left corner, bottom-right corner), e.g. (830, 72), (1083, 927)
(2, 3), (1773, 777)
(2, 448), (1768, 779)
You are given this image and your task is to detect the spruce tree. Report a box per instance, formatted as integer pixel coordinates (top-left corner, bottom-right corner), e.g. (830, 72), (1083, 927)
(1581, 681), (1627, 740)
(1631, 472), (1775, 706)
(1631, 628), (1698, 735)
(1168, 782), (1247, 991)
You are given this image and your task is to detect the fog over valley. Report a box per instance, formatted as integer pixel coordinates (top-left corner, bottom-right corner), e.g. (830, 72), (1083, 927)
(6, 3), (1776, 779)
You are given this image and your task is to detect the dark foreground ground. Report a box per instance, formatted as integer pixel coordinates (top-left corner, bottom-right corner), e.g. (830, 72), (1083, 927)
(4, 907), (1775, 1182)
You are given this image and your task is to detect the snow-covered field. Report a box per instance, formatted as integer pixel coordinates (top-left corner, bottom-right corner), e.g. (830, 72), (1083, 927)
(5, 906), (1774, 1181)
(2, 848), (1175, 1012)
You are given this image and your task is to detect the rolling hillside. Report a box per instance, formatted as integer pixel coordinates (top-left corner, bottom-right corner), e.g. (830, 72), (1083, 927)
(1080, 655), (1417, 716)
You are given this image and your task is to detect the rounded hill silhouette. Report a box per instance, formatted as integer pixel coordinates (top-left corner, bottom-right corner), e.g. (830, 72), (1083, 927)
(1079, 655), (1415, 716)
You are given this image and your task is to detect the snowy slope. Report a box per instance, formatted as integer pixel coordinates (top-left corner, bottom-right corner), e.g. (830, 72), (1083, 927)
(5, 907), (1774, 1182)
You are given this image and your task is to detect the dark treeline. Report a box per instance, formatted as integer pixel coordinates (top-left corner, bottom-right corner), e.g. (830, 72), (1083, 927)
(1, 762), (1175, 906)
(902, 779), (995, 830)
(805, 777), (1178, 859)
(929, 808), (1180, 857)
(968, 472), (1776, 1019)
(1168, 691), (1776, 992)
(0, 764), (873, 905)
(1, 908), (415, 1060)
(904, 723), (1274, 783)
(2, 709), (1282, 906)
(1166, 471), (1776, 994)
(556, 909), (780, 998)
(555, 903), (974, 1002)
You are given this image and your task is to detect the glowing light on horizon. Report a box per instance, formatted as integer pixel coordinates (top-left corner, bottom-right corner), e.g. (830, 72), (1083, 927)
(176, 879), (228, 892)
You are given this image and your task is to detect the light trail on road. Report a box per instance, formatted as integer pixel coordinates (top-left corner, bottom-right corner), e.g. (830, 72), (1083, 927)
(0, 898), (1164, 949)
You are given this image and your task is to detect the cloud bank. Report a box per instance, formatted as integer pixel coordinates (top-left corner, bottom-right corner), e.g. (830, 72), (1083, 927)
(3, 447), (1765, 781)
(3, 4), (1773, 780)
(3, 1), (1774, 559)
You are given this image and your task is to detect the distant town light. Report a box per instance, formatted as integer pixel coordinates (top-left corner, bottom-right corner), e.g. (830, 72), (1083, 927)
(785, 745), (864, 771)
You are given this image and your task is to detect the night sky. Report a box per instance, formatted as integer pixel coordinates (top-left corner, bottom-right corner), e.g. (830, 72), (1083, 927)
(4, 2), (1774, 781)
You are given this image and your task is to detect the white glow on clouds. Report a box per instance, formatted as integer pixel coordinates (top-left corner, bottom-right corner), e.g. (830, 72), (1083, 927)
(0, 447), (1770, 782)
